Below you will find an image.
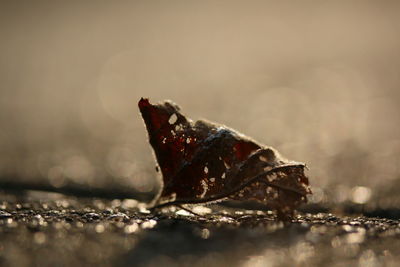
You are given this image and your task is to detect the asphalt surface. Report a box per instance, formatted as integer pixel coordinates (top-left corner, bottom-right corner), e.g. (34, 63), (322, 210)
(1, 191), (400, 267)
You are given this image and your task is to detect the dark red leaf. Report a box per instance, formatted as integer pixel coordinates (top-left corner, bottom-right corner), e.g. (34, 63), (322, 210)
(139, 98), (312, 219)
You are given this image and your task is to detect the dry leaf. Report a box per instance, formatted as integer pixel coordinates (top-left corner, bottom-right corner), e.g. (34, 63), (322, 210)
(139, 98), (311, 219)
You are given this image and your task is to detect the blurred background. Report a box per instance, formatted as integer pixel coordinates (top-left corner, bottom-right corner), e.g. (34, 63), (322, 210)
(1, 0), (399, 207)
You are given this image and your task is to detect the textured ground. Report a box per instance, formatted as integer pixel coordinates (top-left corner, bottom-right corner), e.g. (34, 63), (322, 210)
(1, 191), (400, 267)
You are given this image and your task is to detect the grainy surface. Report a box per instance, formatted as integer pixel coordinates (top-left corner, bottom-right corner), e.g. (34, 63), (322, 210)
(1, 191), (399, 267)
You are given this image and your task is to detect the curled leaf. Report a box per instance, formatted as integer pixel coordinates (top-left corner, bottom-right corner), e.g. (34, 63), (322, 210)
(139, 98), (311, 219)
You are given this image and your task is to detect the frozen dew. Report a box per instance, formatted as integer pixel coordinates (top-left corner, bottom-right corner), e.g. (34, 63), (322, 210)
(33, 214), (47, 227)
(175, 124), (182, 131)
(223, 161), (230, 169)
(111, 199), (122, 208)
(257, 210), (266, 215)
(93, 199), (105, 210)
(192, 206), (212, 215)
(6, 218), (18, 228)
(204, 166), (209, 174)
(138, 203), (150, 214)
(351, 186), (372, 204)
(265, 186), (279, 202)
(95, 224), (105, 233)
(219, 216), (234, 223)
(267, 173), (277, 182)
(124, 223), (139, 234)
(0, 210), (12, 219)
(342, 224), (354, 232)
(141, 219), (157, 229)
(168, 113), (178, 124)
(175, 209), (194, 217)
(200, 228), (210, 239)
(107, 213), (129, 222)
(263, 166), (272, 172)
(346, 228), (366, 244)
(115, 221), (125, 228)
(55, 200), (70, 208)
(199, 179), (208, 198)
(164, 193), (177, 203)
(121, 199), (138, 209)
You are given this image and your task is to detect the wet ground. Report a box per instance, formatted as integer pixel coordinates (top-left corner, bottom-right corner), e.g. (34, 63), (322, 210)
(1, 191), (400, 267)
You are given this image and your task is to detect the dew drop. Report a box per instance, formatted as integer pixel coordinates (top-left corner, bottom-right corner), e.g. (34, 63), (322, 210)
(95, 224), (105, 233)
(124, 223), (139, 234)
(168, 113), (177, 124)
(201, 228), (210, 239)
(204, 166), (208, 174)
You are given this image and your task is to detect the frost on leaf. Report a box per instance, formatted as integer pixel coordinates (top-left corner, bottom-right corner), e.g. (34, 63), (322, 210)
(138, 98), (312, 219)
